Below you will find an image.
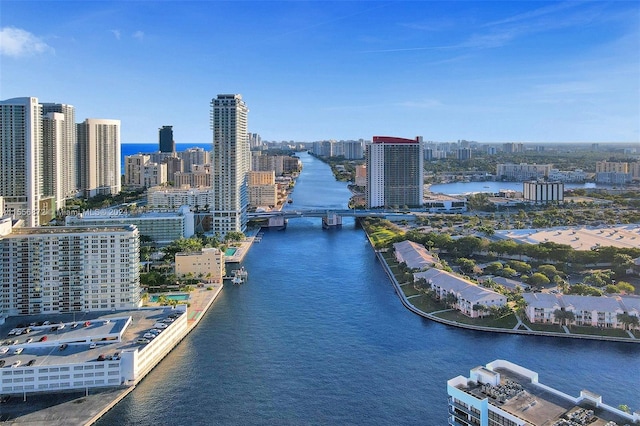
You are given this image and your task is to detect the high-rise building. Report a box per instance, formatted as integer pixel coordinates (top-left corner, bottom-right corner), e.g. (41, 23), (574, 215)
(0, 97), (45, 226)
(210, 94), (250, 235)
(41, 103), (78, 202)
(365, 136), (424, 209)
(77, 118), (121, 197)
(159, 125), (175, 153)
(0, 220), (141, 315)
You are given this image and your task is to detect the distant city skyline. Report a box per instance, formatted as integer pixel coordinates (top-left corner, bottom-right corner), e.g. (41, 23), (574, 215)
(1, 1), (638, 143)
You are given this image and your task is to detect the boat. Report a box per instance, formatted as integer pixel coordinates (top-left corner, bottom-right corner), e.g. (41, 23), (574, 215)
(231, 267), (248, 284)
(287, 199), (293, 204)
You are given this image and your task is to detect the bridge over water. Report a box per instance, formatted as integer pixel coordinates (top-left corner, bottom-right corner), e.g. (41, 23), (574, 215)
(246, 209), (416, 229)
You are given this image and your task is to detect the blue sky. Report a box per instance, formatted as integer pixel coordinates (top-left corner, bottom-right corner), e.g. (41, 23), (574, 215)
(1, 1), (638, 143)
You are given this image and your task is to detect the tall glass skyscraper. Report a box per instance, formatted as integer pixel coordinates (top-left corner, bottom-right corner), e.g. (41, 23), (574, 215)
(159, 125), (175, 153)
(365, 136), (424, 209)
(210, 94), (250, 235)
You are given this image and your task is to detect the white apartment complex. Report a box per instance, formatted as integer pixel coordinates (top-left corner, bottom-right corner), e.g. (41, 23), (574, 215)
(147, 186), (212, 210)
(0, 220), (141, 316)
(210, 94), (250, 235)
(65, 205), (194, 244)
(523, 181), (564, 203)
(522, 293), (640, 329)
(496, 163), (552, 181)
(77, 118), (121, 197)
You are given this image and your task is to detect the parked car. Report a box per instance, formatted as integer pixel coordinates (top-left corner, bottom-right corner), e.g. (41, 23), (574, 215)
(57, 324), (65, 330)
(39, 336), (47, 342)
(58, 343), (68, 351)
(136, 338), (150, 344)
(11, 361), (20, 368)
(0, 360), (5, 367)
(25, 338), (33, 344)
(26, 359), (35, 366)
(153, 323), (168, 329)
(83, 321), (91, 327)
(13, 348), (23, 355)
(71, 322), (79, 328)
(143, 333), (155, 339)
(89, 343), (97, 349)
(11, 340), (18, 345)
(97, 354), (106, 361)
(0, 347), (8, 354)
(43, 321), (51, 326)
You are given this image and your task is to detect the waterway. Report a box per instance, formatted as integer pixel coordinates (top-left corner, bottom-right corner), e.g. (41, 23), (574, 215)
(98, 152), (639, 425)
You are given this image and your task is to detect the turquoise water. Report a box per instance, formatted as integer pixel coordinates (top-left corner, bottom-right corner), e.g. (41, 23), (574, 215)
(149, 294), (189, 302)
(225, 248), (237, 256)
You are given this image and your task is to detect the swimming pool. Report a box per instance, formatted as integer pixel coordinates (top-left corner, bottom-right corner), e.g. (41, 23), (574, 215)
(225, 248), (237, 256)
(149, 293), (189, 302)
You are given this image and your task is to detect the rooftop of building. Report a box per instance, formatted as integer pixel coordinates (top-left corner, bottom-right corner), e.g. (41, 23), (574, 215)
(495, 224), (640, 250)
(3, 225), (137, 237)
(452, 361), (636, 425)
(0, 307), (184, 367)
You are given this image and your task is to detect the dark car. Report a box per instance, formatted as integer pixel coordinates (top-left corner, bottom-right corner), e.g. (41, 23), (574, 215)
(0, 360), (5, 368)
(26, 359), (35, 366)
(97, 354), (106, 361)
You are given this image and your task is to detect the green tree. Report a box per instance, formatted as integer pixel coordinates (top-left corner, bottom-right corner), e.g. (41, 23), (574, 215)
(616, 313), (639, 330)
(537, 264), (559, 280)
(528, 273), (550, 287)
(457, 258), (478, 275)
(162, 237), (203, 262)
(484, 262), (503, 275)
(553, 309), (575, 326)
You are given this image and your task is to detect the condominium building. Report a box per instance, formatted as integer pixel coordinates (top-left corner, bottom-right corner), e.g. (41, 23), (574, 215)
(210, 94), (250, 235)
(496, 163), (552, 181)
(523, 181), (564, 203)
(147, 186), (212, 210)
(41, 103), (78, 203)
(595, 161), (628, 174)
(177, 147), (210, 173)
(448, 359), (639, 425)
(77, 118), (121, 197)
(366, 136), (424, 209)
(159, 125), (175, 153)
(0, 221), (141, 315)
(342, 140), (364, 160)
(0, 97), (46, 226)
(124, 154), (167, 188)
(175, 247), (225, 283)
(65, 205), (194, 244)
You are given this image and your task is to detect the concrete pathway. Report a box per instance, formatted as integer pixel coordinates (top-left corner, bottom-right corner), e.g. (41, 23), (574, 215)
(406, 294), (421, 300)
(562, 325), (570, 334)
(626, 330), (636, 339)
(513, 314), (533, 331)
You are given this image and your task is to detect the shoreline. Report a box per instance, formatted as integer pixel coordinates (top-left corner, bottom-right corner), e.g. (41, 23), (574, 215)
(364, 227), (640, 344)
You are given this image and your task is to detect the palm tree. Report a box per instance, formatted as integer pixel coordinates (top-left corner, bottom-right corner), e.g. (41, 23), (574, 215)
(553, 309), (575, 326)
(617, 313), (639, 331)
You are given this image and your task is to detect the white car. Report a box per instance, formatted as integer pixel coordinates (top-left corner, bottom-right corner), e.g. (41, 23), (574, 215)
(136, 338), (150, 344)
(153, 323), (168, 329)
(0, 347), (8, 354)
(11, 361), (21, 368)
(25, 338), (33, 344)
(89, 343), (97, 349)
(143, 333), (156, 339)
(14, 348), (23, 355)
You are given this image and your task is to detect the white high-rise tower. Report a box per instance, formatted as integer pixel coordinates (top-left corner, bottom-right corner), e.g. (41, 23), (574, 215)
(210, 94), (250, 235)
(77, 118), (121, 198)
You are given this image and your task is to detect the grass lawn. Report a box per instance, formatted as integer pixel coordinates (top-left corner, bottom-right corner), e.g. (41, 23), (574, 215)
(433, 310), (519, 329)
(522, 318), (565, 333)
(569, 326), (631, 338)
(409, 295), (447, 313)
(401, 285), (420, 297)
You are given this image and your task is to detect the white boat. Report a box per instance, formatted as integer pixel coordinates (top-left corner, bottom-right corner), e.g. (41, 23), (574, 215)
(231, 267), (248, 284)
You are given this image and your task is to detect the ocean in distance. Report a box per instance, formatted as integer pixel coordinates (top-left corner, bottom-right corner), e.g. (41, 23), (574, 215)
(98, 152), (640, 425)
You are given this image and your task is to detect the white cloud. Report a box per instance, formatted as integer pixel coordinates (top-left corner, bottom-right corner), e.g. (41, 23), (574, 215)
(133, 31), (144, 41)
(0, 27), (53, 57)
(111, 29), (121, 40)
